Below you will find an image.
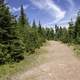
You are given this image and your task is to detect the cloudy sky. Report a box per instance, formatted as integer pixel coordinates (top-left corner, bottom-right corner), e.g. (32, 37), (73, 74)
(7, 0), (80, 27)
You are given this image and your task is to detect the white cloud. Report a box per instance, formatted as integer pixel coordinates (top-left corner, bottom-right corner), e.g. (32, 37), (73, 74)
(30, 0), (66, 23)
(12, 7), (20, 12)
(9, 5), (29, 13)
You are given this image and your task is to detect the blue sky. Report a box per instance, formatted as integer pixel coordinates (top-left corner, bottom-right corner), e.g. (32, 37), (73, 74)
(7, 0), (80, 27)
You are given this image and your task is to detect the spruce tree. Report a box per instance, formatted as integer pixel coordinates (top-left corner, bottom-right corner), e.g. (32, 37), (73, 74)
(54, 25), (60, 40)
(32, 20), (37, 29)
(59, 27), (63, 40)
(74, 11), (80, 43)
(0, 1), (24, 64)
(18, 4), (28, 44)
(18, 5), (28, 27)
(68, 19), (74, 42)
(38, 21), (42, 34)
(61, 27), (69, 43)
(50, 28), (54, 40)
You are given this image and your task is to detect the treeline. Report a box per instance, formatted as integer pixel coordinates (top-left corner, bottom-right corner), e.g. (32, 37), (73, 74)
(0, 1), (54, 64)
(54, 11), (80, 44)
(0, 0), (80, 65)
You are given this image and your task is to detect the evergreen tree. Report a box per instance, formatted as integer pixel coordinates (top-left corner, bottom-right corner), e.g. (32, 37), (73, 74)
(54, 25), (60, 40)
(38, 21), (42, 34)
(74, 11), (80, 43)
(38, 21), (45, 42)
(68, 19), (74, 42)
(61, 27), (69, 43)
(58, 26), (63, 40)
(18, 5), (28, 27)
(32, 20), (37, 29)
(45, 28), (54, 40)
(0, 1), (24, 64)
(45, 28), (50, 40)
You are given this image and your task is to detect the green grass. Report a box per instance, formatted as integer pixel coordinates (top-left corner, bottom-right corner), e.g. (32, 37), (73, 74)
(0, 52), (40, 80)
(69, 43), (80, 57)
(0, 42), (48, 80)
(66, 42), (80, 57)
(73, 45), (80, 57)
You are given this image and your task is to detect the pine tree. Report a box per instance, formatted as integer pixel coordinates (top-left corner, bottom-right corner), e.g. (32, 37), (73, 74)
(0, 1), (24, 64)
(74, 10), (80, 43)
(68, 19), (74, 42)
(32, 20), (37, 29)
(54, 25), (60, 40)
(38, 21), (42, 34)
(19, 5), (26, 27)
(45, 28), (50, 40)
(61, 27), (69, 43)
(18, 5), (28, 43)
(59, 27), (63, 40)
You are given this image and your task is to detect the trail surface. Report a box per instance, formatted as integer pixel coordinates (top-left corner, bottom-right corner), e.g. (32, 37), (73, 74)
(12, 41), (80, 80)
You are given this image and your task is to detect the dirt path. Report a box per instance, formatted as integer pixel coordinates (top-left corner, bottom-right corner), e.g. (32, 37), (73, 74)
(12, 41), (80, 80)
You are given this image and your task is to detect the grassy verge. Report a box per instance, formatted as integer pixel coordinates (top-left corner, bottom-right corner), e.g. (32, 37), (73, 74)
(0, 42), (48, 80)
(73, 45), (80, 57)
(62, 42), (80, 58)
(0, 53), (38, 80)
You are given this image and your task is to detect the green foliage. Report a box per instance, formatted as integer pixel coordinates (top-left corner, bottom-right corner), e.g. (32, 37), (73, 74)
(0, 1), (55, 65)
(32, 20), (37, 29)
(1, 0), (80, 66)
(54, 25), (60, 40)
(54, 10), (80, 44)
(45, 28), (54, 40)
(17, 5), (46, 54)
(73, 11), (80, 44)
(0, 1), (24, 64)
(61, 28), (69, 43)
(68, 20), (74, 42)
(18, 5), (28, 27)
